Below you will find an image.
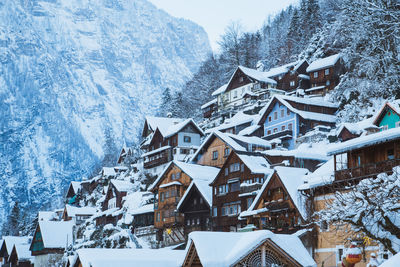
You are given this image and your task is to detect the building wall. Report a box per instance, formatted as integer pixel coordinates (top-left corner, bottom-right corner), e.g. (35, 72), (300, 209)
(263, 101), (299, 149)
(196, 137), (231, 168)
(378, 108), (400, 130)
(177, 132), (201, 147)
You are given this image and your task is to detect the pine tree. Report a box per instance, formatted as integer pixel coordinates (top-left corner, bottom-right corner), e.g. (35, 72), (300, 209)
(159, 88), (172, 117)
(8, 202), (21, 236)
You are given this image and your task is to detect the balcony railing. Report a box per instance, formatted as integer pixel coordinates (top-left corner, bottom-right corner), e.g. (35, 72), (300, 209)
(264, 201), (290, 212)
(263, 129), (293, 141)
(334, 158), (400, 181)
(240, 183), (263, 195)
(143, 149), (171, 169)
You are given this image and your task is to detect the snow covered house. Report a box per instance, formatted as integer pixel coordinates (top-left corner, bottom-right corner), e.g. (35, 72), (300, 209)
(0, 236), (31, 267)
(116, 145), (134, 164)
(201, 98), (217, 119)
(181, 230), (316, 267)
(72, 248), (185, 267)
(141, 117), (204, 175)
(8, 243), (33, 267)
(95, 180), (135, 226)
(121, 191), (155, 234)
(62, 205), (96, 225)
(149, 161), (220, 245)
(205, 111), (261, 136)
(328, 126), (400, 182)
(240, 166), (310, 236)
(211, 66), (278, 113)
(65, 181), (83, 205)
(191, 131), (271, 168)
(210, 150), (273, 232)
(29, 221), (73, 267)
(258, 95), (338, 149)
(176, 176), (214, 238)
(264, 59), (310, 92)
(306, 54), (345, 95)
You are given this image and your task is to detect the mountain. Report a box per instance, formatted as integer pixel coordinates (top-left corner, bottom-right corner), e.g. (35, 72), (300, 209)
(0, 0), (210, 231)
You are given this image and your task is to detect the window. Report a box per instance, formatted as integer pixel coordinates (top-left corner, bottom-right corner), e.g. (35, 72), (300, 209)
(281, 125), (285, 131)
(288, 123), (293, 130)
(200, 197), (203, 204)
(160, 192), (164, 202)
(108, 197), (116, 209)
(325, 69), (330, 75)
(171, 173), (175, 180)
(194, 198), (197, 205)
(224, 147), (230, 157)
(230, 181), (240, 192)
(212, 151), (218, 160)
(326, 80), (330, 86)
(314, 72), (318, 78)
(280, 109), (284, 118)
(396, 121), (400, 128)
(388, 149), (395, 160)
(230, 163), (240, 172)
(287, 109), (290, 116)
(176, 172), (181, 179)
(221, 206), (226, 216)
(382, 125), (389, 131)
(268, 116), (272, 122)
(335, 153), (348, 170)
(225, 168), (228, 176)
(247, 198), (253, 209)
(213, 207), (217, 217)
(241, 164), (244, 172)
(320, 220), (328, 231)
(290, 80), (295, 87)
(156, 212), (160, 222)
(218, 185), (227, 195)
(197, 218), (200, 225)
(267, 130), (271, 135)
(222, 202), (241, 216)
(273, 128), (278, 133)
(187, 219), (190, 226)
(355, 154), (362, 167)
(184, 136), (191, 143)
(239, 76), (244, 82)
(274, 112), (278, 120)
(233, 91), (237, 98)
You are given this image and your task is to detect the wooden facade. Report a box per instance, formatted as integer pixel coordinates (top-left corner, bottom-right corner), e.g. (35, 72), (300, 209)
(307, 57), (345, 95)
(8, 245), (33, 267)
(196, 135), (233, 168)
(211, 152), (268, 232)
(178, 184), (211, 238)
(271, 60), (310, 92)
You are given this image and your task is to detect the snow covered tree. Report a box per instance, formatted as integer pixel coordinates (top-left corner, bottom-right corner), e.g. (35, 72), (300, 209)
(317, 167), (400, 254)
(159, 88), (173, 117)
(3, 202), (21, 236)
(218, 21), (244, 68)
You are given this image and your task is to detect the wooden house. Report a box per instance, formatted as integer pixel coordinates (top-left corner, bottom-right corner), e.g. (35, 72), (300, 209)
(328, 127), (400, 183)
(240, 166), (309, 235)
(62, 205), (96, 225)
(8, 244), (33, 267)
(210, 151), (273, 232)
(181, 231), (316, 267)
(29, 221), (73, 267)
(141, 118), (204, 175)
(306, 54), (345, 95)
(116, 146), (134, 164)
(372, 101), (400, 131)
(95, 180), (134, 226)
(265, 60), (310, 92)
(65, 181), (82, 205)
(211, 66), (278, 112)
(0, 237), (31, 267)
(149, 161), (219, 245)
(258, 95), (338, 150)
(200, 99), (217, 119)
(177, 178), (213, 238)
(191, 131), (271, 168)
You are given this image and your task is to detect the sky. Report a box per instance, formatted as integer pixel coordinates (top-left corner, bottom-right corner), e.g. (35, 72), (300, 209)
(148, 0), (299, 51)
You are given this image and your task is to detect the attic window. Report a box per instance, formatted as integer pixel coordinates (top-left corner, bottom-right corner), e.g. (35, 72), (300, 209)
(388, 111), (391, 116)
(239, 76), (244, 82)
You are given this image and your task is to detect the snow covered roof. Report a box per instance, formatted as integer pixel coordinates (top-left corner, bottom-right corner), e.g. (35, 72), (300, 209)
(298, 74), (310, 80)
(237, 66), (277, 84)
(236, 153), (272, 174)
(38, 211), (57, 221)
(65, 205), (97, 217)
(141, 145), (171, 158)
(149, 161), (220, 191)
(129, 204), (154, 216)
(337, 117), (375, 136)
(13, 243), (33, 261)
(185, 230), (316, 267)
(145, 116), (185, 134)
(258, 95), (338, 125)
(163, 118), (204, 138)
(111, 180), (135, 193)
(264, 60), (303, 78)
(2, 236), (31, 255)
(102, 167), (116, 177)
(299, 157), (334, 190)
(379, 252), (400, 267)
(262, 142), (330, 161)
(177, 175), (214, 211)
(37, 221), (73, 249)
(70, 181), (81, 193)
(372, 100), (400, 125)
(238, 125), (261, 136)
(201, 98), (217, 109)
(160, 181), (182, 188)
(205, 111), (257, 134)
(211, 83), (228, 96)
(306, 54), (341, 72)
(274, 166), (309, 219)
(328, 127), (400, 155)
(75, 248), (185, 267)
(226, 133), (272, 149)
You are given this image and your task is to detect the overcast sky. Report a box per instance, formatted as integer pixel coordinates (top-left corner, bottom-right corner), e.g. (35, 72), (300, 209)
(148, 0), (299, 51)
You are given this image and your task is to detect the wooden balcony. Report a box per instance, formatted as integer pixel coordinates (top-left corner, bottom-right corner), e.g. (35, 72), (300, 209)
(143, 148), (172, 169)
(240, 183), (262, 195)
(334, 158), (400, 181)
(264, 201), (290, 212)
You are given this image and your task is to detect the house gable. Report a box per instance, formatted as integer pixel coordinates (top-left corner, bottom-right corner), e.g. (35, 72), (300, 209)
(196, 135), (232, 168)
(225, 67), (253, 93)
(373, 104), (400, 130)
(30, 225), (45, 256)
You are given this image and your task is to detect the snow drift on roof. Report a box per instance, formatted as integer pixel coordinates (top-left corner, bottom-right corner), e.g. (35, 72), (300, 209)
(14, 243), (33, 261)
(328, 127), (400, 155)
(102, 167), (116, 176)
(236, 153), (272, 174)
(76, 248), (185, 267)
(238, 66), (277, 84)
(163, 118), (204, 138)
(70, 181), (81, 193)
(38, 211), (57, 221)
(211, 83), (228, 96)
(299, 157), (334, 190)
(186, 230), (316, 267)
(306, 54), (341, 72)
(145, 116), (185, 134)
(65, 205), (97, 217)
(38, 221), (73, 249)
(2, 236), (30, 255)
(205, 111), (257, 133)
(379, 252), (400, 267)
(264, 60), (300, 78)
(111, 180), (135, 192)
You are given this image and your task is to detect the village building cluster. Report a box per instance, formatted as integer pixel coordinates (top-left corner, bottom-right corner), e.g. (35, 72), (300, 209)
(2, 55), (400, 267)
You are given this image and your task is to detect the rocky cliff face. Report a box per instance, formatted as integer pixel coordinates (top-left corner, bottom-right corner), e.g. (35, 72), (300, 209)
(0, 0), (210, 230)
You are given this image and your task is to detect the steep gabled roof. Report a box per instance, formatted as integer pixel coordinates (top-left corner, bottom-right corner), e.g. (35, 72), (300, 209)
(237, 66), (277, 84)
(163, 118), (204, 138)
(211, 83), (228, 96)
(148, 161), (220, 191)
(110, 180), (135, 193)
(306, 54), (341, 72)
(264, 60), (306, 78)
(11, 243), (33, 261)
(31, 221), (73, 250)
(144, 116), (185, 135)
(372, 100), (400, 126)
(185, 230), (316, 267)
(177, 178), (213, 211)
(64, 205), (97, 217)
(2, 236), (30, 255)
